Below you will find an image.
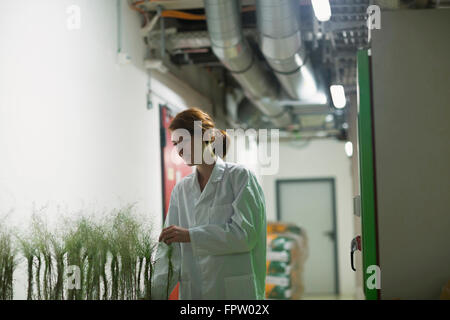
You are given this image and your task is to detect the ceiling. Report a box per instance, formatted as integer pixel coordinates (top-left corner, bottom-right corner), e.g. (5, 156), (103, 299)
(132, 0), (442, 139)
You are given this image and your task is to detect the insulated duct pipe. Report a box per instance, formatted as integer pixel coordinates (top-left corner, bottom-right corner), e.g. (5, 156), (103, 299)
(204, 0), (291, 127)
(256, 0), (318, 100)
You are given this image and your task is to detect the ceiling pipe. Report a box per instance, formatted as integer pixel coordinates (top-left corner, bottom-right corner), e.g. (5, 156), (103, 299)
(256, 0), (319, 101)
(204, 0), (291, 127)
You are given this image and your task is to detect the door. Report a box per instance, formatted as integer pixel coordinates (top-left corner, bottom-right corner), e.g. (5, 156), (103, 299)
(159, 104), (193, 300)
(160, 105), (193, 219)
(357, 49), (379, 300)
(369, 10), (450, 299)
(276, 179), (339, 296)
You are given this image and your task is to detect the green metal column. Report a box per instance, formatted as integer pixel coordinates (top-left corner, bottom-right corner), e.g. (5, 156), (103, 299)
(357, 49), (379, 300)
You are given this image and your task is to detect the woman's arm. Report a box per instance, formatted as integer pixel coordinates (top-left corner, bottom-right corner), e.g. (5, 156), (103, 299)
(189, 169), (266, 256)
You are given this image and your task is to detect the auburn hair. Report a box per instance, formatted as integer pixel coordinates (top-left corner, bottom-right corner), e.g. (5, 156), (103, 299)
(169, 107), (229, 158)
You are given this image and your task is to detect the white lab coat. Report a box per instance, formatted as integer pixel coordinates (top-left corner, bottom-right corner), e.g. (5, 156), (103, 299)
(151, 157), (267, 300)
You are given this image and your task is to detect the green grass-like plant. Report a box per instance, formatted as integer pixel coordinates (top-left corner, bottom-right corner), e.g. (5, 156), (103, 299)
(166, 244), (174, 300)
(0, 218), (16, 300)
(9, 204), (167, 300)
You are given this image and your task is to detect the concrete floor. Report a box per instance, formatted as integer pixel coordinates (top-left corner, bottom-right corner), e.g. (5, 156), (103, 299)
(301, 294), (356, 300)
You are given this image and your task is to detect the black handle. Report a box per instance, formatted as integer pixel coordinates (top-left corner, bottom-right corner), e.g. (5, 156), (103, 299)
(324, 230), (336, 241)
(350, 236), (361, 272)
(351, 251), (356, 271)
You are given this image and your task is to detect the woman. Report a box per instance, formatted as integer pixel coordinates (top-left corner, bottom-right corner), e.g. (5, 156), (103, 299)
(151, 107), (267, 300)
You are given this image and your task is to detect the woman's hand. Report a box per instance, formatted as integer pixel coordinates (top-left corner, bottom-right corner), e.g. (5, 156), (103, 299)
(159, 225), (191, 245)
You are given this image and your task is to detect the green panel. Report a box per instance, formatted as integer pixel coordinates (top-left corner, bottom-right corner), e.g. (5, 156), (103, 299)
(357, 50), (379, 300)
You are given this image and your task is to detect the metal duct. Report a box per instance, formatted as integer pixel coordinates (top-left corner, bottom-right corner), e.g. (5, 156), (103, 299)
(256, 0), (318, 100)
(204, 0), (291, 127)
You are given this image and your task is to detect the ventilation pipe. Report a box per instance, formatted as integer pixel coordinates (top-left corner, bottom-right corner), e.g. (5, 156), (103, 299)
(256, 0), (318, 100)
(204, 0), (291, 127)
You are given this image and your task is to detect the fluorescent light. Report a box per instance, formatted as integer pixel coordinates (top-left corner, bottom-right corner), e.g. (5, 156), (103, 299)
(295, 53), (304, 66)
(311, 0), (332, 22)
(330, 85), (347, 109)
(345, 141), (353, 157)
(299, 66), (318, 97)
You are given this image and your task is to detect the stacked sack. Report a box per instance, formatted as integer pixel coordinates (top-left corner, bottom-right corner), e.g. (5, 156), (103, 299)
(265, 222), (308, 300)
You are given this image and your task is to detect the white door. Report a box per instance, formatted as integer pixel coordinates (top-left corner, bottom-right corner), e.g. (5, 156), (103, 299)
(277, 179), (338, 296)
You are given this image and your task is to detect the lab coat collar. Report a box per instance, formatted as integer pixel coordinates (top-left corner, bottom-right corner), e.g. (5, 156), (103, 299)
(210, 157), (226, 182)
(190, 157), (226, 206)
(191, 157), (226, 185)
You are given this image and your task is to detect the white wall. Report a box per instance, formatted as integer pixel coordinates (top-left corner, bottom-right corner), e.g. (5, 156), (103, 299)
(0, 0), (163, 299)
(259, 139), (356, 296)
(0, 0), (219, 300)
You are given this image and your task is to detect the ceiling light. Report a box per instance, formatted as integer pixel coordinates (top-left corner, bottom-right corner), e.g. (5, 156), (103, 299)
(311, 0), (332, 22)
(330, 85), (347, 109)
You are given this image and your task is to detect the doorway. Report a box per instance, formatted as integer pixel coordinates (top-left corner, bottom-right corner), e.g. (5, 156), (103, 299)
(276, 178), (339, 296)
(159, 104), (193, 300)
